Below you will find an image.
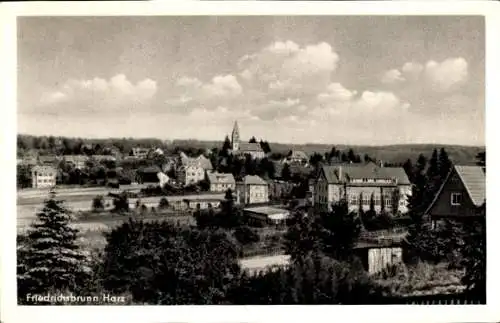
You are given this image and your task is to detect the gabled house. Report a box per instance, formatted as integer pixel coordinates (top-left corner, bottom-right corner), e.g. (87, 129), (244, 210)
(131, 147), (151, 159)
(63, 155), (89, 170)
(236, 175), (269, 205)
(282, 150), (309, 165)
(31, 165), (57, 189)
(424, 165), (485, 227)
(207, 171), (236, 192)
(176, 152), (214, 186)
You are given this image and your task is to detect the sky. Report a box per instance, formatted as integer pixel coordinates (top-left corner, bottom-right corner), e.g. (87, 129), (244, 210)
(17, 16), (485, 146)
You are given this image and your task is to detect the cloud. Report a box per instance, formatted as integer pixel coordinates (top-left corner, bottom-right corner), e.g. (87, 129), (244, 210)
(381, 69), (405, 84)
(401, 62), (424, 80)
(239, 40), (340, 95)
(385, 58), (468, 92)
(38, 74), (157, 114)
(175, 74), (242, 98)
(424, 57), (468, 92)
(317, 83), (357, 102)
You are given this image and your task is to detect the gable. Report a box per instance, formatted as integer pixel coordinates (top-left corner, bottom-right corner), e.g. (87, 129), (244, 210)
(426, 168), (478, 218)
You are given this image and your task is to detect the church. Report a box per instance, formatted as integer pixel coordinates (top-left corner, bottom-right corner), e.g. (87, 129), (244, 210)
(230, 121), (266, 159)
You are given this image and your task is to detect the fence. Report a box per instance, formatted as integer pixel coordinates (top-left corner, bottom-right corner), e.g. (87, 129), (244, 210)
(375, 293), (485, 305)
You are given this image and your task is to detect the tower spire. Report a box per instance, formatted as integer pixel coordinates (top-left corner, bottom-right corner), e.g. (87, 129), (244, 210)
(231, 120), (240, 151)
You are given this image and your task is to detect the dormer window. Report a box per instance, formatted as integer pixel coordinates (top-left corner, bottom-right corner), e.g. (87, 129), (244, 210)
(451, 193), (462, 206)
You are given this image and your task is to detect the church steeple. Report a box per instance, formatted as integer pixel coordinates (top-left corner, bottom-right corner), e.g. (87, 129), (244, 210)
(231, 121), (240, 151)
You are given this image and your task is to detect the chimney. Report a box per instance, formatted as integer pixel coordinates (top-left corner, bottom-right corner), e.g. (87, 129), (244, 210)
(379, 160), (384, 168)
(338, 166), (342, 181)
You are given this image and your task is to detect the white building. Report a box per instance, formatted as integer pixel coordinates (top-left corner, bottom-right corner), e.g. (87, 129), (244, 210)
(236, 175), (269, 205)
(31, 165), (57, 189)
(207, 171), (236, 192)
(176, 152), (213, 187)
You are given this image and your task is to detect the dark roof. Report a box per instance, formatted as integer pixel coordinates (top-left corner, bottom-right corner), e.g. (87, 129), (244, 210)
(321, 163), (410, 185)
(207, 172), (235, 184)
(241, 175), (268, 185)
(139, 165), (162, 173)
(239, 142), (263, 152)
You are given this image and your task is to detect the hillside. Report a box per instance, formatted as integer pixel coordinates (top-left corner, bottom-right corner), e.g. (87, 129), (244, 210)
(18, 134), (484, 166)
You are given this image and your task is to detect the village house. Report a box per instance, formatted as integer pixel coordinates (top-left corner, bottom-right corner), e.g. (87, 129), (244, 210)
(207, 171), (236, 192)
(230, 121), (266, 159)
(282, 150), (309, 165)
(236, 175), (269, 205)
(243, 205), (290, 228)
(313, 162), (412, 214)
(137, 165), (163, 184)
(131, 147), (151, 159)
(424, 165), (486, 228)
(62, 155), (89, 170)
(183, 197), (223, 211)
(176, 152), (213, 186)
(31, 165), (57, 189)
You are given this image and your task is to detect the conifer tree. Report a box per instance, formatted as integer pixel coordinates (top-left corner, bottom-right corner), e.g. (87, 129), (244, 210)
(17, 190), (90, 304)
(438, 148), (452, 181)
(404, 154), (428, 262)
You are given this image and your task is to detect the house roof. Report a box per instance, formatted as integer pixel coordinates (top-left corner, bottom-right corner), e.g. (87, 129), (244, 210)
(207, 172), (235, 185)
(321, 163), (411, 185)
(139, 165), (162, 174)
(91, 155), (116, 161)
(32, 165), (56, 173)
(455, 165), (486, 206)
(241, 175), (268, 185)
(239, 142), (263, 152)
(243, 206), (289, 216)
(180, 154), (213, 170)
(63, 155), (89, 162)
(39, 155), (60, 163)
(289, 150), (308, 160)
(424, 165), (486, 215)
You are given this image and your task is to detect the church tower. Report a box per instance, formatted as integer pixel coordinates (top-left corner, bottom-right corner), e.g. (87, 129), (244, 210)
(231, 121), (240, 151)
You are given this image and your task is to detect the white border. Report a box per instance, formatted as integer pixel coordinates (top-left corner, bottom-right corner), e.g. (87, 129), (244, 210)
(1, 2), (499, 323)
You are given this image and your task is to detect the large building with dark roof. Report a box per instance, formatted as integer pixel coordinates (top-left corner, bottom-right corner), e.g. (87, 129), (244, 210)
(314, 162), (412, 214)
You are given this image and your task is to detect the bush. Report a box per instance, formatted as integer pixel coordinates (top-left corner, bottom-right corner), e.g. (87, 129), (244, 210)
(92, 195), (105, 212)
(158, 197), (169, 209)
(234, 226), (260, 246)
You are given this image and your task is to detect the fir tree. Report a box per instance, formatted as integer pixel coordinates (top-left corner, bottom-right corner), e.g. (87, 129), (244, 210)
(17, 190), (90, 304)
(281, 163), (292, 181)
(221, 135), (232, 155)
(404, 154), (428, 262)
(438, 148), (452, 181)
(317, 200), (362, 261)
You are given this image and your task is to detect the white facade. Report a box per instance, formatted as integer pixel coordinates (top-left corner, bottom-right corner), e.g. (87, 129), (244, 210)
(178, 165), (205, 186)
(31, 166), (57, 189)
(236, 182), (269, 205)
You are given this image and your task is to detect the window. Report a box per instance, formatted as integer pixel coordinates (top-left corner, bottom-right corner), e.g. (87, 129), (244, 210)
(451, 193), (462, 206)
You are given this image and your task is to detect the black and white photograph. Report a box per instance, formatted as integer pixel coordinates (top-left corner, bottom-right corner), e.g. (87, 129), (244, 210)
(1, 1), (498, 323)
